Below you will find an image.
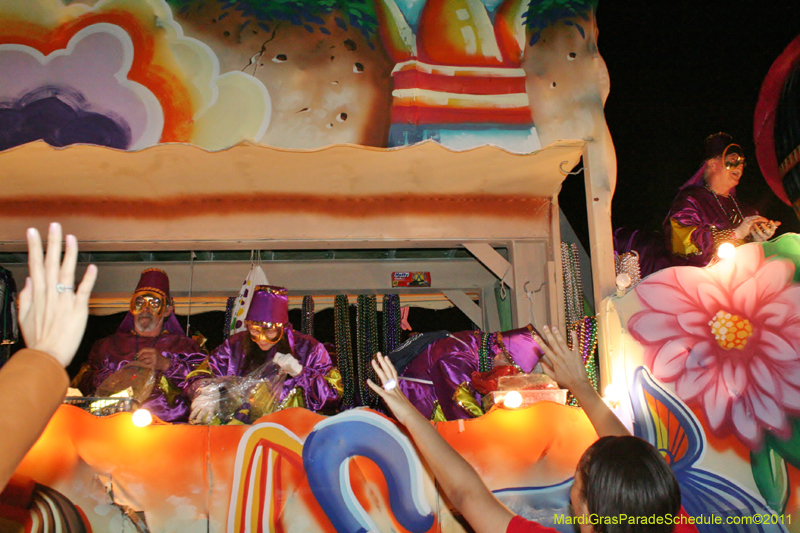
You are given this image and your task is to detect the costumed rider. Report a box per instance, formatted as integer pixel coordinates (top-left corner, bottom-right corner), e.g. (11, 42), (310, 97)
(392, 325), (543, 420)
(616, 132), (780, 277)
(77, 268), (204, 423)
(188, 285), (340, 424)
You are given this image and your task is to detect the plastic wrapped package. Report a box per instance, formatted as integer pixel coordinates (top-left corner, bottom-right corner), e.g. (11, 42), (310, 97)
(96, 362), (157, 403)
(190, 360), (287, 425)
(497, 373), (558, 391)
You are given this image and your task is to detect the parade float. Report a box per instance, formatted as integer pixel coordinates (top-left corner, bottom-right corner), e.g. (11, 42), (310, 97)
(0, 0), (798, 532)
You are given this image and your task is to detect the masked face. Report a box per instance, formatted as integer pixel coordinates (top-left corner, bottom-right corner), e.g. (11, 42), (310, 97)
(247, 323), (285, 350)
(131, 291), (168, 336)
(131, 291), (165, 316)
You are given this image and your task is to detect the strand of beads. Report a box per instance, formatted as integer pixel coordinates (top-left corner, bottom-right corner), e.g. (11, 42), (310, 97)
(334, 295), (356, 409)
(567, 316), (599, 407)
(561, 242), (583, 328)
(477, 330), (497, 373)
(382, 294), (401, 354)
(357, 295), (380, 408)
(301, 295), (315, 337)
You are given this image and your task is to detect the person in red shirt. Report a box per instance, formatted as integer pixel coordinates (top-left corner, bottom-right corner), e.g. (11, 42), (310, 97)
(368, 326), (700, 533)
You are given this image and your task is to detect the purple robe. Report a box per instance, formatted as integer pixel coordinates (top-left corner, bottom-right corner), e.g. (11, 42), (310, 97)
(615, 185), (758, 277)
(78, 314), (203, 423)
(399, 327), (543, 420)
(206, 328), (338, 412)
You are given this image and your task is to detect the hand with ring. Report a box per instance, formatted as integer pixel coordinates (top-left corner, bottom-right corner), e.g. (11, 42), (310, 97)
(367, 353), (417, 425)
(17, 223), (98, 368)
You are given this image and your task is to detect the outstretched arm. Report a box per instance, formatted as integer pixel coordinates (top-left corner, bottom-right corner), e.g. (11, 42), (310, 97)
(537, 325), (629, 437)
(0, 223), (97, 490)
(367, 353), (515, 533)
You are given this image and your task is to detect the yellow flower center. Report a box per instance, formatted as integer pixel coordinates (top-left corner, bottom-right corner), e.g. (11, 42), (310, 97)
(708, 310), (753, 350)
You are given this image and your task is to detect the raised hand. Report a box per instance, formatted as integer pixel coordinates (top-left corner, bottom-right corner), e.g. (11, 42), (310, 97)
(734, 215), (768, 240)
(750, 219), (781, 242)
(366, 352), (417, 426)
(17, 223), (97, 368)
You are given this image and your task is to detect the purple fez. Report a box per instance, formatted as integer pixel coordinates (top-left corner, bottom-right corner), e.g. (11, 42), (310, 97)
(245, 285), (290, 325)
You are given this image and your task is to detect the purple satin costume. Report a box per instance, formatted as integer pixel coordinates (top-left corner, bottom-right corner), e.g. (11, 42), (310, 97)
(399, 326), (543, 420)
(78, 313), (204, 423)
(615, 166), (758, 278)
(206, 328), (338, 412)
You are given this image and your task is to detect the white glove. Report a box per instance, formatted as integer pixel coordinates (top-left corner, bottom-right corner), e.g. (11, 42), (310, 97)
(274, 352), (303, 377)
(750, 220), (779, 242)
(190, 385), (220, 425)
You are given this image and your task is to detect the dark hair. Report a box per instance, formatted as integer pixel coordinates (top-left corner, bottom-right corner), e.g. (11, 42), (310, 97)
(577, 436), (681, 533)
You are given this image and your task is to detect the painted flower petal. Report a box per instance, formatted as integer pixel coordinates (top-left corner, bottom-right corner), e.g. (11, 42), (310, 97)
(748, 388), (788, 434)
(754, 258), (794, 301)
(635, 274), (696, 314)
(628, 312), (684, 343)
(696, 282), (730, 314)
(760, 331), (798, 362)
(677, 311), (714, 337)
(731, 276), (758, 318)
(652, 339), (691, 381)
(675, 366), (715, 402)
(759, 301), (791, 328)
(721, 359), (746, 399)
(778, 380), (800, 410)
(685, 340), (717, 369)
(749, 356), (776, 393)
(731, 398), (761, 447)
(704, 378), (731, 431)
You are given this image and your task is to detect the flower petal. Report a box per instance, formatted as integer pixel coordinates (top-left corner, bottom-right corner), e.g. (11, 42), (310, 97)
(703, 378), (731, 431)
(731, 398), (761, 448)
(748, 388), (788, 434)
(635, 273), (697, 314)
(731, 276), (758, 318)
(721, 359), (746, 399)
(685, 340), (717, 369)
(697, 282), (730, 314)
(749, 356), (777, 394)
(755, 259), (794, 299)
(652, 339), (692, 381)
(677, 311), (714, 337)
(760, 331), (798, 362)
(675, 366), (715, 402)
(778, 380), (800, 410)
(759, 301), (791, 328)
(628, 311), (684, 343)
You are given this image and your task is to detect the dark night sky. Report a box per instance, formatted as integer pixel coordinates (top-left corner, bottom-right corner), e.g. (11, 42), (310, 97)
(562, 2), (800, 244)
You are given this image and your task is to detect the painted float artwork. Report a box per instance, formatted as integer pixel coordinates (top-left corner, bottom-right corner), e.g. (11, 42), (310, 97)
(0, 0), (608, 154)
(607, 235), (800, 533)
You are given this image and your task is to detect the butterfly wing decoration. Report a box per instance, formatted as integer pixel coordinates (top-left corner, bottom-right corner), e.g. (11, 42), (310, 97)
(631, 366), (789, 533)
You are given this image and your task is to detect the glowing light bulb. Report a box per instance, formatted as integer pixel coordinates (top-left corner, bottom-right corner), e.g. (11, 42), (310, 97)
(615, 273), (632, 291)
(503, 391), (523, 409)
(132, 408), (152, 427)
(717, 242), (735, 259)
(604, 383), (623, 402)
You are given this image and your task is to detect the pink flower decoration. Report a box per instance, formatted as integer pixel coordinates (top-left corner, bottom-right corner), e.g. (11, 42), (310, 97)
(629, 244), (800, 449)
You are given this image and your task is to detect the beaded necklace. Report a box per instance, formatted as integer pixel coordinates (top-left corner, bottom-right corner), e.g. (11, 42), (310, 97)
(382, 294), (401, 354)
(566, 316), (599, 407)
(477, 330), (497, 373)
(705, 184), (744, 225)
(356, 295), (380, 408)
(334, 295), (356, 409)
(301, 295), (315, 337)
(561, 242), (583, 328)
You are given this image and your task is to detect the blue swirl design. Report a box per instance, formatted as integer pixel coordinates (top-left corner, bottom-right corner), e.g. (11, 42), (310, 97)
(631, 366), (789, 533)
(303, 410), (434, 533)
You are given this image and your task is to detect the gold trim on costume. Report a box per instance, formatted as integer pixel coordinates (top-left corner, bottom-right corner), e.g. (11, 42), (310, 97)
(670, 219), (701, 257)
(454, 382), (483, 418)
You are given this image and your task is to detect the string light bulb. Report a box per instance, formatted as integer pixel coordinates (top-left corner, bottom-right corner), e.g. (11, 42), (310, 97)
(717, 242), (735, 259)
(503, 391), (523, 409)
(132, 408), (152, 427)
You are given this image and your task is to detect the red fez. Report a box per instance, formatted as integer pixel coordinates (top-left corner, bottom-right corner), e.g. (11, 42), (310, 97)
(134, 268), (171, 302)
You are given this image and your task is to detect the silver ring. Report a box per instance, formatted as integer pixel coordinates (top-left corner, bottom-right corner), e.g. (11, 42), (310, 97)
(56, 283), (74, 293)
(383, 379), (397, 391)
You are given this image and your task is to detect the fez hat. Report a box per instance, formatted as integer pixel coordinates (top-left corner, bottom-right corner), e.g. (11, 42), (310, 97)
(705, 132), (742, 160)
(134, 268), (171, 302)
(245, 285), (289, 325)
